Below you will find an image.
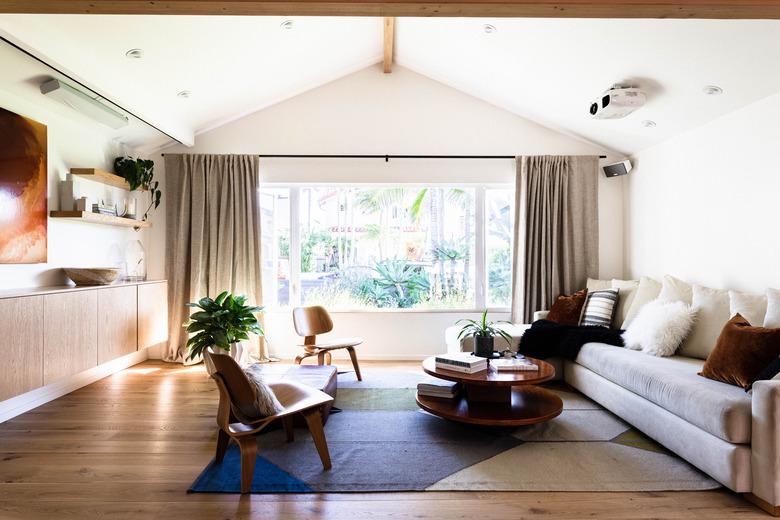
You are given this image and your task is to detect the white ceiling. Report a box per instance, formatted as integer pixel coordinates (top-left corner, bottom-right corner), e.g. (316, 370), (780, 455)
(1, 15), (780, 154)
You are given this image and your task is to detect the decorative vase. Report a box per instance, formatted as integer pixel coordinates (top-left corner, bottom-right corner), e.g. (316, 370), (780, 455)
(474, 336), (495, 358)
(125, 240), (146, 281)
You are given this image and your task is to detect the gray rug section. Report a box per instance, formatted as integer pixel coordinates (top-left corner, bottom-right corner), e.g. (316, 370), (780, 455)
(258, 410), (522, 491)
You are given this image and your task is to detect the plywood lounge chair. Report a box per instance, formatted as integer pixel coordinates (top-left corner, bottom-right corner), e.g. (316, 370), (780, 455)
(205, 350), (333, 493)
(292, 305), (363, 381)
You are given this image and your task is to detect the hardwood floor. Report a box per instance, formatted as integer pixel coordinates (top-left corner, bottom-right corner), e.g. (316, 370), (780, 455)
(0, 360), (767, 519)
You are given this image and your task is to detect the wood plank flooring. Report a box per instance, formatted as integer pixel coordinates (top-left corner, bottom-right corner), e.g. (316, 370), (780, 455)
(0, 360), (767, 519)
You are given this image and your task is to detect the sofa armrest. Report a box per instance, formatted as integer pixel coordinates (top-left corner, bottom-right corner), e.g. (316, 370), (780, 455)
(751, 378), (780, 509)
(533, 310), (549, 321)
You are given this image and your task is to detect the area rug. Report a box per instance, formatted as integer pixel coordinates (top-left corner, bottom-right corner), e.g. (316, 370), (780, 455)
(189, 369), (719, 493)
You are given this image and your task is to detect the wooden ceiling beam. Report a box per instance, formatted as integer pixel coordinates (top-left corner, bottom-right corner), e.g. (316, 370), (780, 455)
(383, 17), (395, 73)
(1, 1), (780, 19)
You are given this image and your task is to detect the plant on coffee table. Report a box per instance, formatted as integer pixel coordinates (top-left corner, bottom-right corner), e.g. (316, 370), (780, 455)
(456, 309), (513, 358)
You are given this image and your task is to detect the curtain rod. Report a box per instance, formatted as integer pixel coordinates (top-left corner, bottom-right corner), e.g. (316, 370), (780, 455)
(162, 153), (608, 160)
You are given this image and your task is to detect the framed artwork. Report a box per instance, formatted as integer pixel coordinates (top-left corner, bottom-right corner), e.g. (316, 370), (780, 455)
(0, 107), (47, 263)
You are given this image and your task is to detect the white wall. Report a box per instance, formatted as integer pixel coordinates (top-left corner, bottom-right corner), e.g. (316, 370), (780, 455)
(625, 91), (780, 293)
(153, 64), (625, 359)
(0, 88), (153, 290)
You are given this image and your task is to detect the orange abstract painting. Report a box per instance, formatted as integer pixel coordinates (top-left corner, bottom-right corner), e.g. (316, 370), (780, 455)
(0, 107), (47, 263)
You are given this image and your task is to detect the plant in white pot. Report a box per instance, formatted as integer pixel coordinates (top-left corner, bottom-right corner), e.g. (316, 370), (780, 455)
(184, 292), (264, 372)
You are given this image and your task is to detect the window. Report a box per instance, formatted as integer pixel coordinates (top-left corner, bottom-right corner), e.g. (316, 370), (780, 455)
(261, 185), (513, 310)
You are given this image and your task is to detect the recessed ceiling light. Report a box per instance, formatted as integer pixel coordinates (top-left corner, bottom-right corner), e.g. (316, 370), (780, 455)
(641, 120), (657, 128)
(125, 48), (144, 59)
(280, 19), (294, 30)
(177, 90), (192, 99)
(483, 24), (497, 34)
(702, 85), (723, 96)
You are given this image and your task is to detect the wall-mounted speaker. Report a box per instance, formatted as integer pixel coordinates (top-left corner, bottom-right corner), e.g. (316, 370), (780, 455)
(602, 159), (632, 178)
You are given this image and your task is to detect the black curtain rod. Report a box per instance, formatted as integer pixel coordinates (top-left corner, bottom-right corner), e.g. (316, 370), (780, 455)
(162, 153), (608, 160)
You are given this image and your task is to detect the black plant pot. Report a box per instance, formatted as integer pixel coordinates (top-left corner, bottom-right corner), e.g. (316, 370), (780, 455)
(473, 336), (495, 358)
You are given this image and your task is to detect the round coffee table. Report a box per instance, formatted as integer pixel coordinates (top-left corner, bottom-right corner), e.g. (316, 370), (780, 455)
(416, 356), (563, 427)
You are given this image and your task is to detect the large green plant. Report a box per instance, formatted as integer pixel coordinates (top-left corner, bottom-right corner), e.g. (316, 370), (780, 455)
(456, 310), (513, 344)
(114, 156), (162, 221)
(373, 259), (430, 307)
(184, 292), (264, 361)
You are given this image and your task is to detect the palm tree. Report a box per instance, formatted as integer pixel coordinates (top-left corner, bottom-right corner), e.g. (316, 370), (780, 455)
(356, 188), (407, 261)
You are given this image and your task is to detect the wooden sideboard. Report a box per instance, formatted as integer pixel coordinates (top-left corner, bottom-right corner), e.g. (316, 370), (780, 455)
(0, 280), (168, 403)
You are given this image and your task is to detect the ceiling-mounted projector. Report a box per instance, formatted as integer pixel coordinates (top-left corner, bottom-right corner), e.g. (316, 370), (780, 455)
(589, 85), (646, 119)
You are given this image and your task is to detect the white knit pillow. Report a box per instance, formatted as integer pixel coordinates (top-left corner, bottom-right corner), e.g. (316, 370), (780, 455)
(622, 300), (697, 357)
(244, 365), (284, 417)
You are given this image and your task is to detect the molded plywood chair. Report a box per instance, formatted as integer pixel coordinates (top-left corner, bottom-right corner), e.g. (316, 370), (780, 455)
(205, 350), (333, 493)
(293, 305), (363, 381)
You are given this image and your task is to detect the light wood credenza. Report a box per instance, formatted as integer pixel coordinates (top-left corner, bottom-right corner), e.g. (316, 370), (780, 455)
(0, 280), (168, 415)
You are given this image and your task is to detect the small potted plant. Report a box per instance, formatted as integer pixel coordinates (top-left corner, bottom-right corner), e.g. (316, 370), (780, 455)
(114, 156), (162, 221)
(184, 292), (264, 371)
(456, 310), (513, 358)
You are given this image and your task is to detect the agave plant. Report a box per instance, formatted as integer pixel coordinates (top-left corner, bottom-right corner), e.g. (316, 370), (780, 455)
(373, 259), (430, 303)
(184, 292), (264, 361)
(456, 309), (513, 345)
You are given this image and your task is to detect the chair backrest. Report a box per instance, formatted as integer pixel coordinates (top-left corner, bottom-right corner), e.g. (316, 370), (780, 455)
(204, 350), (256, 415)
(293, 306), (333, 338)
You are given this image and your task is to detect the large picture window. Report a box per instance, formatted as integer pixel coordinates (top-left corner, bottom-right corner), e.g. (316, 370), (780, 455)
(261, 185), (513, 311)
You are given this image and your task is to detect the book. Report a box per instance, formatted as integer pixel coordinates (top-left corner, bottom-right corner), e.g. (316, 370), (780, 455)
(435, 362), (487, 374)
(417, 379), (460, 399)
(434, 352), (488, 369)
(491, 358), (539, 371)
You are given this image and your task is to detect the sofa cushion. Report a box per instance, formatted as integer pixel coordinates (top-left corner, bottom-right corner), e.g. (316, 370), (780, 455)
(611, 279), (639, 328)
(621, 276), (662, 329)
(679, 284), (731, 360)
(658, 274), (693, 305)
(575, 343), (752, 444)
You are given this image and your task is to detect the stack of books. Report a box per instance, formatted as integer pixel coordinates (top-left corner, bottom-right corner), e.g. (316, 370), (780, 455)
(92, 203), (117, 216)
(434, 352), (488, 374)
(491, 357), (539, 371)
(417, 378), (460, 399)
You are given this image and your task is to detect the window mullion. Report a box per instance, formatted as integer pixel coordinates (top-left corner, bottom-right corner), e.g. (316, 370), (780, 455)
(475, 186), (486, 310)
(289, 187), (302, 307)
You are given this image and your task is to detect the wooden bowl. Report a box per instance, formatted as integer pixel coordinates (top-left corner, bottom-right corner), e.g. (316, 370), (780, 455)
(64, 267), (120, 286)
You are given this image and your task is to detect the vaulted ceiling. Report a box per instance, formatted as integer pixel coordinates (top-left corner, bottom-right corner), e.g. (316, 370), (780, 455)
(2, 15), (780, 155)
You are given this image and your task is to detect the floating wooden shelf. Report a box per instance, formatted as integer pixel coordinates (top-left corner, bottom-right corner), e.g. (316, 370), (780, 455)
(50, 211), (151, 229)
(70, 168), (145, 191)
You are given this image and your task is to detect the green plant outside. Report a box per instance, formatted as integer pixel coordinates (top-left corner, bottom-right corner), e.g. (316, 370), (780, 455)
(183, 292), (264, 361)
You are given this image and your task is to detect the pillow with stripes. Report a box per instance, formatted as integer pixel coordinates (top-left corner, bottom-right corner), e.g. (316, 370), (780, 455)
(580, 288), (620, 328)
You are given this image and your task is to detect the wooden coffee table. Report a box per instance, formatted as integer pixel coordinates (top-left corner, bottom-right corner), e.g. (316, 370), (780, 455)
(416, 356), (563, 427)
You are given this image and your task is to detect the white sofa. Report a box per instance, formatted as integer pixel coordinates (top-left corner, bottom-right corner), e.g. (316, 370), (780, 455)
(444, 308), (780, 514)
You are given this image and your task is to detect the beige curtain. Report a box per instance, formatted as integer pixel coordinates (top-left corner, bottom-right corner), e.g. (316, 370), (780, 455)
(164, 154), (266, 362)
(510, 155), (599, 323)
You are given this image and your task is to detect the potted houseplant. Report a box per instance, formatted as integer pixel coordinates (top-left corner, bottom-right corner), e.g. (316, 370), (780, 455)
(184, 292), (264, 371)
(114, 156), (162, 221)
(456, 310), (513, 358)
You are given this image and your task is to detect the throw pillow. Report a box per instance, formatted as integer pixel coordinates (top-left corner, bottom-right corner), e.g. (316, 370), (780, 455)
(699, 314), (780, 389)
(587, 278), (612, 292)
(729, 290), (767, 327)
(657, 275), (693, 305)
(621, 276), (662, 329)
(243, 365), (284, 417)
(678, 284), (731, 360)
(580, 289), (620, 328)
(746, 355), (780, 392)
(622, 299), (697, 356)
(611, 279), (639, 329)
(547, 289), (588, 326)
(764, 288), (780, 328)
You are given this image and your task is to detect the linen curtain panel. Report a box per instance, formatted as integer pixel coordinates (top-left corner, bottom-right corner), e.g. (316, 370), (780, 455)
(164, 154), (265, 362)
(511, 155), (599, 323)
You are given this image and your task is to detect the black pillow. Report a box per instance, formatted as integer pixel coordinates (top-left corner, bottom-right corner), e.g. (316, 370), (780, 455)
(747, 355), (780, 392)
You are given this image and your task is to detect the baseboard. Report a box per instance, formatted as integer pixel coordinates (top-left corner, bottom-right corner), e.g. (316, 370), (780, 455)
(745, 493), (780, 516)
(0, 349), (149, 423)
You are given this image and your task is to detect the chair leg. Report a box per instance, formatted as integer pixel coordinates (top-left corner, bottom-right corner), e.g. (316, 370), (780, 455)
(237, 436), (257, 494)
(346, 346), (362, 381)
(317, 350), (331, 366)
(282, 415), (294, 443)
(294, 354), (305, 365)
(215, 428), (230, 463)
(302, 408), (332, 470)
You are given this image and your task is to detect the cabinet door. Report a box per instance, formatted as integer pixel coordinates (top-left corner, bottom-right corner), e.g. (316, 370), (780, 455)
(0, 296), (43, 401)
(98, 286), (138, 364)
(43, 290), (98, 384)
(138, 282), (168, 351)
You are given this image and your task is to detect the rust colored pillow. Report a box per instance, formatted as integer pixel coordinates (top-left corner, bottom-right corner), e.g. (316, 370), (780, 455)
(546, 289), (588, 326)
(699, 314), (780, 389)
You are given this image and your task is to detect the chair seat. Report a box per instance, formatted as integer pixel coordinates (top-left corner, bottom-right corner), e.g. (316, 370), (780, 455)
(299, 337), (364, 350)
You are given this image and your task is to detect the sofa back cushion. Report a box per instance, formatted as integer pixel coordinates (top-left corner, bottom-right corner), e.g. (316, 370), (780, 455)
(611, 279), (639, 329)
(679, 284), (731, 360)
(764, 288), (780, 328)
(729, 290), (767, 327)
(621, 276), (662, 329)
(658, 275), (693, 305)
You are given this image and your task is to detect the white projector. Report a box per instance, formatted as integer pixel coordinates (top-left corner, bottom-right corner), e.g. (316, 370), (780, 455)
(589, 86), (646, 119)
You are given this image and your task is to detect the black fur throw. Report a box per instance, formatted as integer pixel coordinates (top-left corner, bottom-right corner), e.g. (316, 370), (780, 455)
(518, 319), (625, 360)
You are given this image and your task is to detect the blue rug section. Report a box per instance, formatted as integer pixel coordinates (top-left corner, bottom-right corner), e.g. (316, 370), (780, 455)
(189, 444), (312, 493)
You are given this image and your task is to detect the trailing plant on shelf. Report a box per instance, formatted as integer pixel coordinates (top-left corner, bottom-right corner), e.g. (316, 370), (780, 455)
(456, 309), (513, 358)
(114, 156), (161, 221)
(184, 292), (264, 362)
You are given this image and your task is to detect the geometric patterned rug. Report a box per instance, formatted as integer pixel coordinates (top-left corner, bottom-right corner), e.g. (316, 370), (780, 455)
(189, 367), (720, 493)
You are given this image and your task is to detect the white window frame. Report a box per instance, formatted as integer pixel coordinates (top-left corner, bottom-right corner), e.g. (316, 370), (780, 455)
(262, 182), (512, 313)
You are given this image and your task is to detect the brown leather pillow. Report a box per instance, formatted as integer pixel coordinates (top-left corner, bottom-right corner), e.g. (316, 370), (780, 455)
(546, 289), (588, 326)
(699, 314), (780, 389)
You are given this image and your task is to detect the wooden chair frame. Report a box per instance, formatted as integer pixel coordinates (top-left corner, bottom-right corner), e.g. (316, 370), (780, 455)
(293, 305), (363, 381)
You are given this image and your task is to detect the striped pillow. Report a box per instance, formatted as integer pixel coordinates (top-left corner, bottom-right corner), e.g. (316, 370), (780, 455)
(580, 289), (620, 328)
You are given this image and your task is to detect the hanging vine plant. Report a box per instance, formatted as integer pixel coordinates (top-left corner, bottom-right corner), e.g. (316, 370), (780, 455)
(114, 156), (162, 221)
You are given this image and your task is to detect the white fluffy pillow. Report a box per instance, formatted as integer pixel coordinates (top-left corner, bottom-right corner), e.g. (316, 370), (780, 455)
(622, 300), (697, 357)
